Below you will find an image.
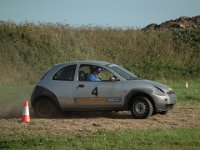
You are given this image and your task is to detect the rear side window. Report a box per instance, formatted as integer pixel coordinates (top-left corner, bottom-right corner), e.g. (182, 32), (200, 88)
(52, 65), (76, 81)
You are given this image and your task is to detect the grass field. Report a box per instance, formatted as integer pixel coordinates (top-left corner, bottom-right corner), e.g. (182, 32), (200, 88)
(0, 128), (199, 149)
(159, 79), (200, 102)
(0, 80), (199, 149)
(0, 84), (33, 118)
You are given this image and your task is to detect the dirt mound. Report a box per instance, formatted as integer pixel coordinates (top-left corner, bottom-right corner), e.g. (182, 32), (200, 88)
(144, 16), (200, 30)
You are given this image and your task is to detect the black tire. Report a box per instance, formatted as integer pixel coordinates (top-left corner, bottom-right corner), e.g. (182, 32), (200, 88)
(130, 96), (153, 119)
(34, 98), (58, 118)
(159, 110), (168, 115)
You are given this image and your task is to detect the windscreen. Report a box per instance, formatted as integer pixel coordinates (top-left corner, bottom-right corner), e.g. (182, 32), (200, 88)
(107, 64), (139, 80)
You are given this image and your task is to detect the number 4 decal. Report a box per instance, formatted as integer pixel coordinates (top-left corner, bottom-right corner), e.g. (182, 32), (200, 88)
(91, 87), (98, 97)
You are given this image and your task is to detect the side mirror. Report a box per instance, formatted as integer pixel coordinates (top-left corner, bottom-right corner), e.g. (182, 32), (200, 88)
(110, 76), (119, 81)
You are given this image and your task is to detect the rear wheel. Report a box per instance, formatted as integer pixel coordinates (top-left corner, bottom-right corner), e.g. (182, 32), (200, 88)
(34, 98), (58, 118)
(130, 96), (153, 119)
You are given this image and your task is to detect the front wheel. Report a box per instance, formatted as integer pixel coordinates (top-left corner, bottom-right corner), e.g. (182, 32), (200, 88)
(130, 96), (153, 119)
(159, 110), (168, 115)
(34, 98), (58, 118)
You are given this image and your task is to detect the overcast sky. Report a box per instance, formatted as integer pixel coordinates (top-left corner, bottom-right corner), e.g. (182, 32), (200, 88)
(0, 0), (199, 28)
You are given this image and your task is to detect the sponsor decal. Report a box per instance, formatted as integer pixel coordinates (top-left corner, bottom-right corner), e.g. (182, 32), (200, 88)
(74, 97), (121, 103)
(75, 98), (106, 103)
(107, 97), (121, 102)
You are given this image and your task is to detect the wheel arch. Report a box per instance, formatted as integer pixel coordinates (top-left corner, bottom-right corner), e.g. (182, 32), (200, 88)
(124, 90), (155, 111)
(31, 86), (61, 109)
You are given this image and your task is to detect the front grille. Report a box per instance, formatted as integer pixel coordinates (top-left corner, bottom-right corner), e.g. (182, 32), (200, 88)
(165, 104), (174, 109)
(167, 90), (175, 95)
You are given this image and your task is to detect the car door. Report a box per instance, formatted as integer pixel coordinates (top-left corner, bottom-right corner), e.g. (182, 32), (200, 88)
(73, 65), (123, 108)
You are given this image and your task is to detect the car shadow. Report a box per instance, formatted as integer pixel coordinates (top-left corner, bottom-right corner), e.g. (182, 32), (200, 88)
(56, 111), (133, 119)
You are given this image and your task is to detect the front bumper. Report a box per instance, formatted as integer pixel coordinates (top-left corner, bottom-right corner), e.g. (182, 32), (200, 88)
(152, 92), (177, 111)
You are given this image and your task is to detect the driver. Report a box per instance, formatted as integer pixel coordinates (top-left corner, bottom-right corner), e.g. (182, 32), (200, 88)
(86, 67), (101, 81)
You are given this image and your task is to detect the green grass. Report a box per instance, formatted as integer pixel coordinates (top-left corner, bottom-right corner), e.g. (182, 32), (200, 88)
(0, 128), (199, 149)
(158, 79), (200, 102)
(0, 84), (33, 102)
(0, 84), (34, 117)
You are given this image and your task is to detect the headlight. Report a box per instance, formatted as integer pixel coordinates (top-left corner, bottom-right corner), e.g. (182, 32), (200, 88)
(154, 86), (166, 96)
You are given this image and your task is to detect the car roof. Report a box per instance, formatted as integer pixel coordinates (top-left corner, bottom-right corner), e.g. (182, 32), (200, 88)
(54, 60), (111, 67)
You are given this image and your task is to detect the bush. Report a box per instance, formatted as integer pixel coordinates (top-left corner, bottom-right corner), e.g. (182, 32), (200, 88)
(0, 22), (199, 84)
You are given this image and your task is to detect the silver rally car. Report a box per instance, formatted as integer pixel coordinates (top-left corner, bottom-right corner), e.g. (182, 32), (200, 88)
(31, 61), (177, 119)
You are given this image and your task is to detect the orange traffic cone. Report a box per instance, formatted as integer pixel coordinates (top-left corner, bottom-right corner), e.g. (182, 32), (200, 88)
(21, 101), (30, 123)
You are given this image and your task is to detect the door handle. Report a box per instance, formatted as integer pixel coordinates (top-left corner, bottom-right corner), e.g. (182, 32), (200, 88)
(78, 84), (84, 88)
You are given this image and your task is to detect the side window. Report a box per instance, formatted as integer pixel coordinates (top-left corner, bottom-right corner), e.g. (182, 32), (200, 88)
(79, 65), (91, 81)
(52, 65), (76, 81)
(79, 64), (116, 81)
(100, 68), (115, 81)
